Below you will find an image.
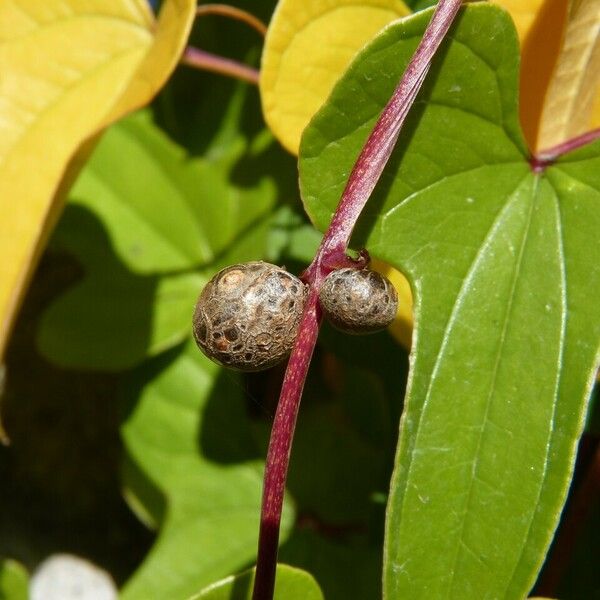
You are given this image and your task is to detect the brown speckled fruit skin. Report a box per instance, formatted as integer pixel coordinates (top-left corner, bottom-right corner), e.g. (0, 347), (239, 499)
(193, 262), (307, 371)
(319, 268), (398, 335)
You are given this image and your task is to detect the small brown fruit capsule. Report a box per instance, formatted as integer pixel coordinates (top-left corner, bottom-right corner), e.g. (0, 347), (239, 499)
(193, 262), (307, 371)
(319, 268), (398, 334)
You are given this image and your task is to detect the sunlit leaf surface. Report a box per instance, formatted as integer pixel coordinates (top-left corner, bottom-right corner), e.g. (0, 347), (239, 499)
(299, 4), (600, 597)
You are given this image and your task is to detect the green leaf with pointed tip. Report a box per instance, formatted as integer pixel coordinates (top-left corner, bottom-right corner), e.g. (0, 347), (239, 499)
(189, 564), (323, 600)
(120, 341), (295, 600)
(38, 108), (278, 370)
(299, 4), (600, 598)
(0, 559), (28, 600)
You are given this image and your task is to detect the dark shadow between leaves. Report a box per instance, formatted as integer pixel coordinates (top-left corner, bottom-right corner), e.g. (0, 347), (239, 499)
(230, 569), (254, 599)
(117, 345), (190, 528)
(227, 88), (299, 209)
(198, 367), (264, 465)
(278, 527), (382, 600)
(153, 0), (278, 159)
(318, 324), (408, 423)
(1, 243), (155, 583)
(153, 8), (264, 155)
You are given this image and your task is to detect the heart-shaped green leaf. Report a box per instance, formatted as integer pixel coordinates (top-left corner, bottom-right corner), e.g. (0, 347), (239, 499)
(299, 4), (600, 598)
(120, 341), (295, 600)
(37, 109), (278, 370)
(188, 564), (323, 600)
(37, 203), (204, 370)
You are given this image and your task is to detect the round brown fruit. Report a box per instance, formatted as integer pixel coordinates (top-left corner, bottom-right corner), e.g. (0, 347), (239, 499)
(318, 268), (398, 334)
(193, 262), (307, 371)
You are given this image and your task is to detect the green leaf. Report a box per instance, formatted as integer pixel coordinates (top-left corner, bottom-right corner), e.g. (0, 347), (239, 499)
(38, 108), (279, 370)
(68, 110), (275, 274)
(265, 206), (322, 266)
(37, 205), (203, 371)
(188, 564), (323, 600)
(0, 559), (28, 600)
(120, 342), (294, 600)
(299, 4), (600, 598)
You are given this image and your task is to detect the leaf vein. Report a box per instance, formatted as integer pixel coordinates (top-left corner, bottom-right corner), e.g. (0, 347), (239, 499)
(446, 176), (538, 598)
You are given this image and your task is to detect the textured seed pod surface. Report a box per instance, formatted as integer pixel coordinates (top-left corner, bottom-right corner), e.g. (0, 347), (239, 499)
(193, 262), (307, 371)
(319, 268), (398, 334)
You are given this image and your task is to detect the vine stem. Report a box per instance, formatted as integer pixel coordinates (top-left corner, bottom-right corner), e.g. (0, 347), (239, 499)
(181, 47), (259, 84)
(252, 1), (464, 599)
(181, 4), (267, 84)
(195, 4), (268, 36)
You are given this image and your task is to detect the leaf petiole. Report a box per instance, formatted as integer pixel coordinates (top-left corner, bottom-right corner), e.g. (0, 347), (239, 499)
(532, 126), (600, 171)
(181, 4), (267, 84)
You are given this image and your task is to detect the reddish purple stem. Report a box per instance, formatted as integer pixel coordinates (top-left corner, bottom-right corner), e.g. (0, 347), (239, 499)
(181, 3), (265, 85)
(531, 126), (600, 171)
(181, 47), (259, 84)
(309, 0), (461, 275)
(252, 1), (464, 599)
(252, 289), (321, 599)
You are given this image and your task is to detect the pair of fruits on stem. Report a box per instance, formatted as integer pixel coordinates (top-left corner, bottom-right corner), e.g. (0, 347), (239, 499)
(193, 259), (399, 371)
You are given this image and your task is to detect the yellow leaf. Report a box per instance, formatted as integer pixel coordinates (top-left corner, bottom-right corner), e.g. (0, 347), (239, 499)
(494, 0), (547, 38)
(260, 0), (410, 155)
(537, 0), (600, 149)
(501, 0), (569, 149)
(0, 0), (196, 361)
(592, 76), (600, 126)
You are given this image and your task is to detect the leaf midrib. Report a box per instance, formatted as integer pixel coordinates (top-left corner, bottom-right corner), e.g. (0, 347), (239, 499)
(386, 172), (530, 593)
(444, 176), (537, 598)
(501, 179), (567, 598)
